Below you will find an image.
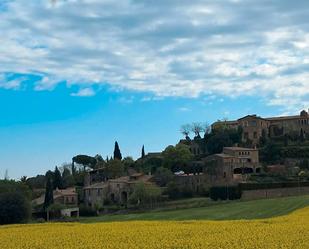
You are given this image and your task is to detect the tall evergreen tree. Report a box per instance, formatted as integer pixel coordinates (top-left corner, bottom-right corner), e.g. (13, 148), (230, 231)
(141, 145), (145, 158)
(53, 166), (63, 189)
(300, 128), (305, 142)
(43, 176), (54, 210)
(113, 141), (122, 160)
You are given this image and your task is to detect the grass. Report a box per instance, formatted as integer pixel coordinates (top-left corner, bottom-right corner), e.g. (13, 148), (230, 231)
(79, 195), (309, 223)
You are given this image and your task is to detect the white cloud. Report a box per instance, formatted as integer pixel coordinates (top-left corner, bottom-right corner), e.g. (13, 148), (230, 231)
(0, 74), (25, 90)
(0, 0), (308, 112)
(71, 88), (95, 97)
(178, 107), (191, 112)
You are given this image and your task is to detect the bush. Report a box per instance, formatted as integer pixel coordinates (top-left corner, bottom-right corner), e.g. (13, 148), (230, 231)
(0, 192), (31, 224)
(166, 181), (181, 199)
(129, 182), (162, 208)
(210, 186), (242, 201)
(79, 204), (97, 217)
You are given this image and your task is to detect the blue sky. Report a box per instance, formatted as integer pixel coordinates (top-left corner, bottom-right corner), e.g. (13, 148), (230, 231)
(0, 0), (308, 179)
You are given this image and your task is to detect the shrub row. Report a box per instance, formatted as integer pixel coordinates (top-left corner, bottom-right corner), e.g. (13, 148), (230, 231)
(239, 181), (309, 191)
(209, 186), (242, 201)
(280, 146), (309, 158)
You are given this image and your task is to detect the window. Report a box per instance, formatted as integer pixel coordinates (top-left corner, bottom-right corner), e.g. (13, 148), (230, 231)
(253, 132), (257, 138)
(249, 121), (257, 127)
(223, 172), (226, 178)
(244, 132), (249, 139)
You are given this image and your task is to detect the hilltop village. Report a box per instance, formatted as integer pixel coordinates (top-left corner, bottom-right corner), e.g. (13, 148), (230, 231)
(2, 110), (309, 222)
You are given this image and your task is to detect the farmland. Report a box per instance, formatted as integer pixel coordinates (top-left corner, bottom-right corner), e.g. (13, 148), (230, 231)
(80, 195), (309, 222)
(1, 196), (309, 249)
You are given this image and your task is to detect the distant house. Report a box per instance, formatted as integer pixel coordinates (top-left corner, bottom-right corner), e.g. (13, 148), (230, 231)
(84, 173), (154, 208)
(32, 187), (79, 217)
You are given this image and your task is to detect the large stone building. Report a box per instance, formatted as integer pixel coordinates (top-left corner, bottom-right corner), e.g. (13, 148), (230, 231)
(212, 109), (309, 146)
(203, 147), (261, 182)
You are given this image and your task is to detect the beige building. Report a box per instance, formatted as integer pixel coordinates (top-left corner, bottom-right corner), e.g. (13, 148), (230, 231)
(204, 147), (261, 182)
(84, 173), (154, 208)
(212, 110), (309, 146)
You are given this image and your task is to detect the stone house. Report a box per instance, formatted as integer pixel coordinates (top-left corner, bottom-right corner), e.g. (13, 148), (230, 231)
(83, 173), (154, 208)
(32, 187), (79, 218)
(32, 187), (78, 207)
(203, 147), (261, 182)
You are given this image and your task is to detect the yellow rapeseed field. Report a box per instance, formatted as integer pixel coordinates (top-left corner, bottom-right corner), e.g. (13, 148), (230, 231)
(1, 207), (309, 249)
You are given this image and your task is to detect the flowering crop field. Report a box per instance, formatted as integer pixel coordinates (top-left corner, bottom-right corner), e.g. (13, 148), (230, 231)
(1, 207), (309, 249)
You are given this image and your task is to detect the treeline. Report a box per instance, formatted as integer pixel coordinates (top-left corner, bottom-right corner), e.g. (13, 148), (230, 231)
(180, 121), (243, 156)
(0, 180), (31, 224)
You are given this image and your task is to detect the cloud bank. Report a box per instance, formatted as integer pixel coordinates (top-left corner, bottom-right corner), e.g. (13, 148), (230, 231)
(0, 0), (308, 111)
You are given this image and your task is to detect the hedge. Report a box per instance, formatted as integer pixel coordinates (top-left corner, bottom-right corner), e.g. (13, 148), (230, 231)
(239, 181), (309, 191)
(209, 186), (242, 201)
(280, 146), (309, 158)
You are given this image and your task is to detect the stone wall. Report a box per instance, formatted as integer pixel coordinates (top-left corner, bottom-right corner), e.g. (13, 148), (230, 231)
(241, 186), (309, 200)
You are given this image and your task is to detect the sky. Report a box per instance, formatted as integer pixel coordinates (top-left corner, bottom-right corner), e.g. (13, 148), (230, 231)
(0, 0), (309, 179)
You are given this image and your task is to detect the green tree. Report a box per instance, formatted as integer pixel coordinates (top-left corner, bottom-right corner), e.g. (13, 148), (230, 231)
(0, 192), (31, 225)
(114, 141), (122, 160)
(95, 154), (104, 162)
(122, 156), (135, 170)
(207, 132), (233, 154)
(0, 180), (32, 199)
(260, 140), (280, 163)
(72, 155), (97, 171)
(62, 167), (75, 188)
(105, 159), (125, 179)
(43, 175), (54, 210)
(162, 144), (193, 172)
(154, 167), (174, 187)
(129, 182), (161, 208)
(53, 166), (63, 189)
(166, 181), (180, 199)
(141, 145), (145, 158)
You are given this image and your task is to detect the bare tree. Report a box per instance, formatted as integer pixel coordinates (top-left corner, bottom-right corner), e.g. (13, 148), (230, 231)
(191, 122), (203, 137)
(180, 124), (191, 138)
(202, 122), (211, 135)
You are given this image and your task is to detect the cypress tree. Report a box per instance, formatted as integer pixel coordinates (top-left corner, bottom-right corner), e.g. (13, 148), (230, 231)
(43, 175), (54, 210)
(113, 141), (122, 160)
(300, 128), (305, 142)
(141, 145), (145, 158)
(53, 166), (63, 189)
